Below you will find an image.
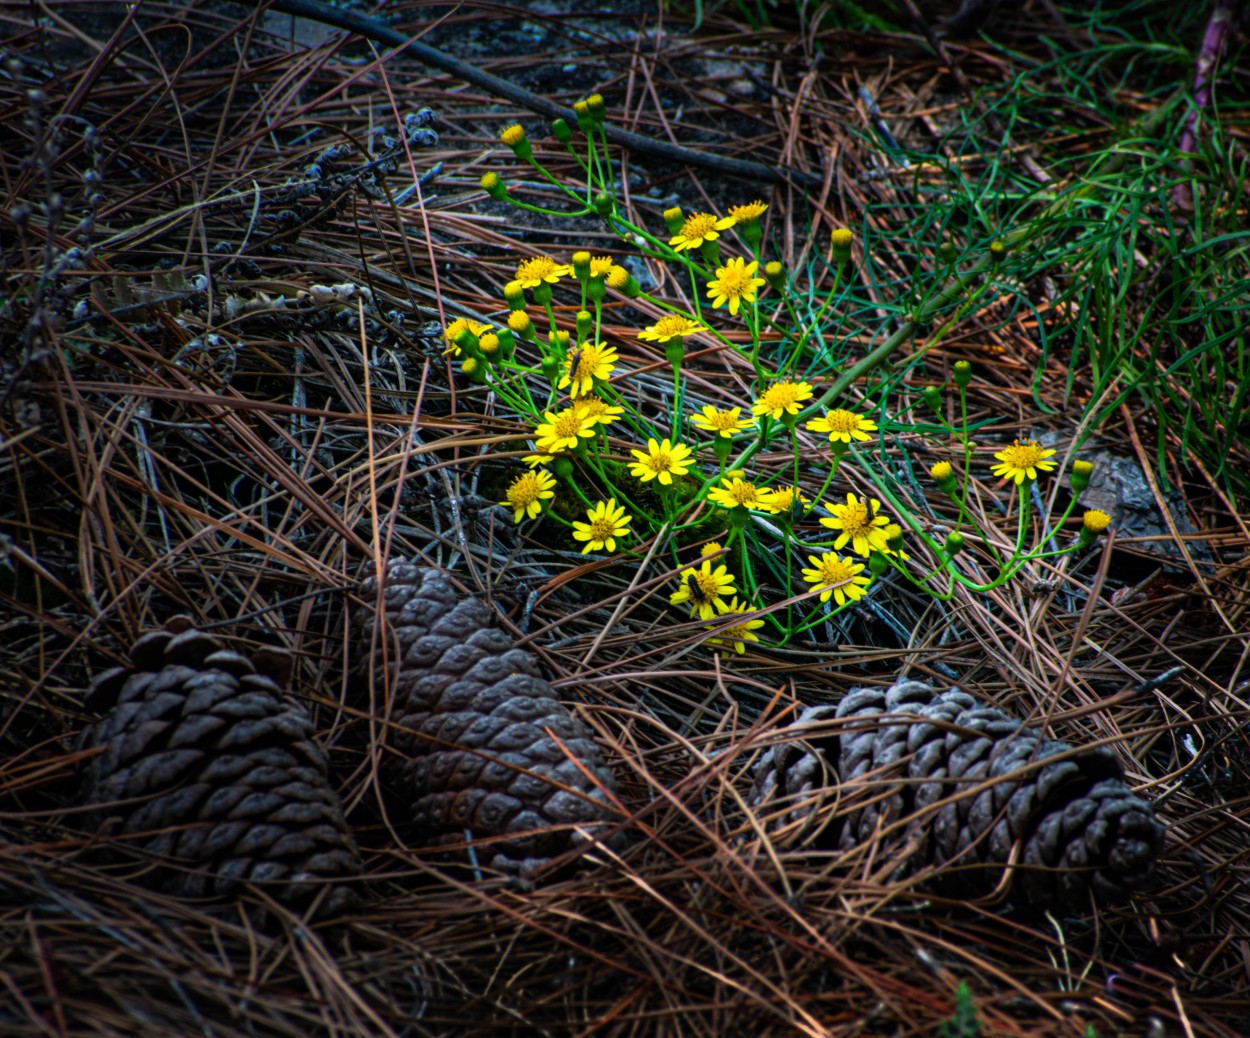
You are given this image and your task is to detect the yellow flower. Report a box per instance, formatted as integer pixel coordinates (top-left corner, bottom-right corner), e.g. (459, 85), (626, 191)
(558, 341), (618, 397)
(589, 255), (614, 277)
(707, 475), (767, 510)
(830, 227), (854, 250)
(574, 395), (623, 427)
(700, 541), (724, 557)
(880, 522), (909, 561)
(819, 492), (891, 556)
(443, 316), (491, 356)
(1083, 509), (1111, 533)
(522, 453), (553, 467)
(515, 255), (570, 288)
(690, 404), (754, 438)
(802, 552), (872, 605)
(930, 460), (954, 482)
(728, 200), (768, 223)
(572, 498), (632, 554)
(991, 439), (1058, 485)
(670, 211), (736, 252)
(706, 257), (766, 315)
(534, 407), (596, 454)
(500, 124), (526, 146)
(669, 558), (736, 620)
(638, 314), (708, 343)
(752, 379), (813, 421)
(501, 468), (555, 523)
(760, 484), (808, 515)
(805, 408), (877, 444)
(707, 596), (766, 655)
(629, 438), (693, 485)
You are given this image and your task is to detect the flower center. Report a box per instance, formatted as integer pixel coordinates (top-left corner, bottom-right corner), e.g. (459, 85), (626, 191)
(656, 315), (691, 336)
(764, 384), (800, 408)
(650, 451), (673, 472)
(553, 413), (582, 436)
(838, 501), (870, 534)
(510, 475), (540, 505)
(681, 213), (718, 238)
(589, 516), (615, 539)
(718, 267), (751, 294)
(518, 257), (556, 282)
(1002, 441), (1047, 467)
(825, 409), (860, 434)
(820, 557), (853, 583)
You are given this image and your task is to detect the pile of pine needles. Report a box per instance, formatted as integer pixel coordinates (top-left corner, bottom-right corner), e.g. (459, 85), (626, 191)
(2, 1), (1249, 1035)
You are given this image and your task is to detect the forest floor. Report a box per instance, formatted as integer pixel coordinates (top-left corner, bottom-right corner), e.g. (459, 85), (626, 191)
(2, 1), (1250, 1035)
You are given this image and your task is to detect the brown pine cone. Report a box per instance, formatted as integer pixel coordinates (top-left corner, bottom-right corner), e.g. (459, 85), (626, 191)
(80, 620), (360, 917)
(353, 560), (620, 877)
(750, 678), (1163, 911)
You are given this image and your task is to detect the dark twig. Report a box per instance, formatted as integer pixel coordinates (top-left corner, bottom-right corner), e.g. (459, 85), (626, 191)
(1173, 0), (1242, 209)
(266, 0), (824, 189)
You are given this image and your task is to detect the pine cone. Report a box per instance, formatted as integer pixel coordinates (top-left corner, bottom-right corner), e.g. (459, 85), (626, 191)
(353, 561), (620, 877)
(751, 678), (1163, 911)
(80, 620), (360, 917)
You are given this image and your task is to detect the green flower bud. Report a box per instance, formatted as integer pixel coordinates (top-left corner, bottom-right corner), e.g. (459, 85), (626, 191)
(989, 239), (1007, 264)
(663, 207), (684, 235)
(868, 552), (890, 576)
(503, 280), (526, 311)
(585, 93), (606, 123)
(571, 251), (591, 281)
(593, 191), (613, 216)
(938, 241), (957, 264)
(575, 310), (594, 341)
(1070, 459), (1094, 494)
(764, 260), (786, 291)
(953, 360), (972, 387)
(830, 227), (854, 263)
(930, 460), (958, 495)
(495, 327), (517, 359)
(572, 100), (594, 133)
(540, 354), (560, 382)
(551, 117), (573, 144)
(665, 339), (684, 369)
(479, 171), (508, 201)
(922, 384), (943, 413)
(454, 328), (480, 356)
(944, 530), (965, 555)
(500, 124), (531, 161)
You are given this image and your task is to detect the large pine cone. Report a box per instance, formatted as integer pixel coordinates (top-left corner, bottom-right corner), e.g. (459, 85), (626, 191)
(80, 620), (360, 917)
(353, 561), (620, 877)
(750, 677), (1164, 911)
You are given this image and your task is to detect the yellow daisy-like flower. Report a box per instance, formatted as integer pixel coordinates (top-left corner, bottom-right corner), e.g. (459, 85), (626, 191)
(574, 395), (623, 427)
(522, 453), (553, 468)
(707, 476), (767, 511)
(558, 341), (618, 397)
(500, 124), (526, 147)
(728, 200), (768, 223)
(752, 379), (814, 421)
(534, 407), (596, 455)
(706, 257), (766, 316)
(638, 314), (708, 343)
(501, 468), (556, 523)
(572, 498), (632, 554)
(700, 541), (724, 557)
(819, 492), (891, 556)
(629, 438), (693, 485)
(802, 552), (873, 605)
(443, 316), (491, 357)
(670, 211), (736, 252)
(805, 408), (877, 444)
(515, 255), (570, 288)
(707, 596), (766, 655)
(589, 255), (614, 277)
(690, 404), (754, 439)
(669, 558), (736, 620)
(991, 439), (1058, 485)
(760, 484), (808, 515)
